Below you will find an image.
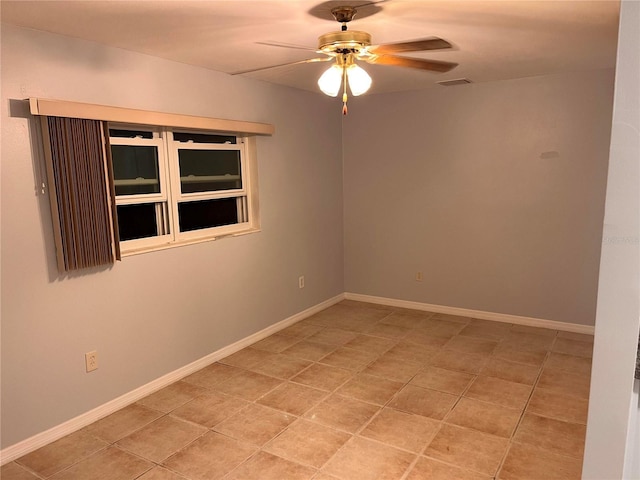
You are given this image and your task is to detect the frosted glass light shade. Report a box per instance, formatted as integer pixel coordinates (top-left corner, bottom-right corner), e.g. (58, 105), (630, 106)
(347, 64), (372, 96)
(318, 65), (343, 97)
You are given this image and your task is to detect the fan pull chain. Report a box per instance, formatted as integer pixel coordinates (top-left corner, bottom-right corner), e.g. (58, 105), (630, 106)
(342, 65), (348, 115)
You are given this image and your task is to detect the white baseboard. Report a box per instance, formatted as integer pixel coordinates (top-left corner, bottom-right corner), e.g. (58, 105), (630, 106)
(344, 292), (595, 335)
(0, 293), (345, 465)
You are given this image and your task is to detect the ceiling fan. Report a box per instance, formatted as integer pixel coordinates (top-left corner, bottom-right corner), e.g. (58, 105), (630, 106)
(235, 3), (458, 115)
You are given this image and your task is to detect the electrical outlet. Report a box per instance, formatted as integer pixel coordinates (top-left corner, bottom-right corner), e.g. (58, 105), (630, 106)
(415, 271), (424, 282)
(85, 351), (98, 372)
(298, 275), (305, 289)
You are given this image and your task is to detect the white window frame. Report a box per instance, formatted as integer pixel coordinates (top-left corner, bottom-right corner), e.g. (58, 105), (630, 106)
(110, 124), (260, 255)
(167, 131), (252, 242)
(110, 128), (174, 252)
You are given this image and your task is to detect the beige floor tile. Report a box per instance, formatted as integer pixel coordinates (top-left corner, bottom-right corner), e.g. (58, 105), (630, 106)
(527, 388), (589, 424)
(171, 391), (250, 428)
(380, 312), (432, 329)
(552, 338), (594, 358)
(424, 424), (509, 476)
(162, 432), (257, 480)
(304, 394), (380, 433)
(382, 341), (440, 365)
(514, 413), (586, 458)
(312, 473), (342, 480)
(250, 354), (312, 379)
(319, 347), (379, 370)
(252, 334), (302, 353)
(545, 352), (592, 376)
(16, 429), (108, 478)
(181, 362), (242, 389)
(389, 385), (458, 420)
(432, 350), (490, 374)
(499, 442), (583, 480)
(307, 328), (359, 346)
(411, 366), (474, 395)
(503, 331), (555, 351)
(305, 303), (390, 329)
(481, 358), (540, 385)
(322, 436), (415, 480)
(445, 335), (498, 355)
(402, 330), (450, 348)
(334, 315), (382, 333)
(510, 325), (558, 338)
(430, 313), (471, 324)
(1, 462), (41, 480)
(557, 331), (594, 343)
(137, 466), (189, 480)
(225, 451), (317, 480)
(136, 381), (208, 413)
(492, 344), (548, 367)
(446, 397), (521, 438)
(48, 447), (152, 480)
(214, 403), (295, 446)
(292, 363), (352, 391)
(360, 408), (440, 453)
(282, 341), (337, 361)
(258, 382), (327, 415)
(86, 404), (163, 443)
(461, 320), (512, 341)
(406, 457), (492, 480)
(219, 347), (276, 370)
(116, 416), (206, 463)
(279, 322), (324, 338)
(416, 319), (464, 339)
(337, 373), (404, 405)
(464, 376), (532, 410)
(214, 370), (283, 401)
(537, 368), (591, 399)
(365, 323), (412, 339)
(362, 354), (422, 382)
(264, 419), (351, 468)
(344, 334), (397, 354)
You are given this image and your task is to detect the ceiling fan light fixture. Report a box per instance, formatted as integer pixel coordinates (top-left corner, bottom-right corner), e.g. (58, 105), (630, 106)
(346, 64), (372, 96)
(318, 64), (343, 97)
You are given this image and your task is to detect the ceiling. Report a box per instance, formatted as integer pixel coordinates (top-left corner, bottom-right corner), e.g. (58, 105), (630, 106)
(1, 0), (621, 95)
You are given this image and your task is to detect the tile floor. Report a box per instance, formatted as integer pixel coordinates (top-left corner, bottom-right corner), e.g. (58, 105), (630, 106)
(2, 300), (593, 480)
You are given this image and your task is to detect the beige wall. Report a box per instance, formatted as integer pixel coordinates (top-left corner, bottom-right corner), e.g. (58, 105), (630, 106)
(344, 70), (614, 325)
(0, 24), (344, 448)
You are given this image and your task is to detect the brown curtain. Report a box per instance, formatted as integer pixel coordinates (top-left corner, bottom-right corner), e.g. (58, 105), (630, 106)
(42, 116), (119, 272)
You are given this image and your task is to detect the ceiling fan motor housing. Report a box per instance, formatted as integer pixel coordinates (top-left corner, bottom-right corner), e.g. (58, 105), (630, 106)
(318, 31), (372, 54)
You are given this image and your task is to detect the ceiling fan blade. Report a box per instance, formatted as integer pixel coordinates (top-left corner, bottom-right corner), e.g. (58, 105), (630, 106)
(232, 57), (332, 75)
(369, 38), (452, 55)
(367, 54), (458, 73)
(256, 41), (318, 52)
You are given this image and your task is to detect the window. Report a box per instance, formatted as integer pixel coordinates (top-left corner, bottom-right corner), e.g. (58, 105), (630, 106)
(110, 126), (258, 253)
(31, 97), (272, 271)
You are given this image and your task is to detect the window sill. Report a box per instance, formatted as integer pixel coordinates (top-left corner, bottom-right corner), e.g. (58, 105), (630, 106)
(120, 227), (261, 257)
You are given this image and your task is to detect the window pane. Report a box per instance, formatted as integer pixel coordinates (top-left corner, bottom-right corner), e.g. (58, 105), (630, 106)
(178, 149), (242, 193)
(117, 203), (160, 241)
(178, 198), (239, 232)
(112, 145), (160, 196)
(173, 132), (236, 144)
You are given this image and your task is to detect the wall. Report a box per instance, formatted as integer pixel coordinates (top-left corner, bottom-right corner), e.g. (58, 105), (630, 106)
(583, 1), (640, 478)
(0, 24), (344, 448)
(343, 70), (614, 325)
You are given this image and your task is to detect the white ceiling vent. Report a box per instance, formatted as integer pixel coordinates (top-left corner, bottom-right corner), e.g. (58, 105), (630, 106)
(437, 78), (472, 87)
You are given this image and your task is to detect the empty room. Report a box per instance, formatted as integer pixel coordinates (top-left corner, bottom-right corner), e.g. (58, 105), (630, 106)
(1, 1), (638, 479)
